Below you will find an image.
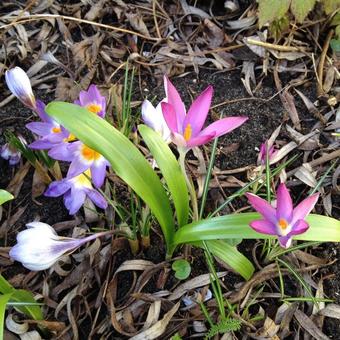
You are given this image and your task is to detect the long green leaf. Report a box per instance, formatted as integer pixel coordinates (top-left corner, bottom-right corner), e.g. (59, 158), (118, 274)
(0, 292), (13, 339)
(0, 275), (43, 320)
(0, 190), (13, 206)
(204, 240), (254, 280)
(173, 213), (340, 245)
(46, 102), (175, 249)
(138, 124), (189, 227)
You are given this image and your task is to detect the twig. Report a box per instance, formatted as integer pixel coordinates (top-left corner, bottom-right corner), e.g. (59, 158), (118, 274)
(245, 38), (306, 52)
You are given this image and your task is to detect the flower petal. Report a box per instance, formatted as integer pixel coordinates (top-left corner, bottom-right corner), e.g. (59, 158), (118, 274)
(186, 132), (215, 147)
(64, 188), (86, 215)
(276, 183), (293, 222)
(161, 102), (179, 133)
(278, 236), (292, 248)
(249, 219), (277, 235)
(200, 116), (248, 138)
(36, 100), (53, 123)
(48, 143), (74, 161)
(86, 189), (108, 210)
(291, 193), (319, 226)
(90, 162), (107, 188)
(164, 76), (185, 131)
(142, 99), (163, 131)
(183, 85), (213, 137)
(290, 219), (309, 236)
(45, 180), (71, 197)
(29, 139), (56, 150)
(26, 122), (56, 136)
(246, 193), (277, 224)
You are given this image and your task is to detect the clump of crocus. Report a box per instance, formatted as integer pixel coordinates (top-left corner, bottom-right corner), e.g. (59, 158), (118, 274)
(258, 140), (277, 165)
(45, 170), (108, 215)
(246, 183), (319, 248)
(5, 67), (36, 110)
(142, 99), (171, 142)
(160, 76), (248, 149)
(9, 222), (110, 271)
(0, 136), (27, 165)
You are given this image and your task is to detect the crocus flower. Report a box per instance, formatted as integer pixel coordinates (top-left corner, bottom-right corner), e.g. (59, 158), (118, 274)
(74, 85), (106, 118)
(141, 99), (171, 142)
(5, 67), (36, 110)
(44, 170), (108, 214)
(160, 76), (248, 148)
(1, 136), (26, 165)
(258, 140), (277, 165)
(246, 183), (319, 248)
(9, 222), (108, 271)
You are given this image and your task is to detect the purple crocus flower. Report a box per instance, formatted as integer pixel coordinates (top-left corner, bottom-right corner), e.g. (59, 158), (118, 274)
(5, 67), (36, 110)
(9, 222), (109, 271)
(0, 136), (27, 165)
(74, 85), (106, 118)
(45, 170), (108, 215)
(246, 183), (320, 248)
(160, 76), (248, 148)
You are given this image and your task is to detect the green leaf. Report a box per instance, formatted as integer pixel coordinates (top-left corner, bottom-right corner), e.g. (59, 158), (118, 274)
(322, 0), (340, 14)
(0, 275), (43, 320)
(138, 124), (189, 227)
(0, 292), (13, 340)
(330, 38), (340, 52)
(172, 259), (191, 280)
(205, 240), (255, 280)
(258, 0), (291, 27)
(173, 213), (340, 244)
(291, 0), (316, 22)
(0, 190), (13, 206)
(46, 102), (175, 251)
(331, 12), (340, 26)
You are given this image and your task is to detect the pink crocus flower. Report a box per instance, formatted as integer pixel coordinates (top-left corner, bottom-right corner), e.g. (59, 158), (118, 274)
(246, 183), (319, 248)
(160, 76), (248, 148)
(258, 140), (277, 165)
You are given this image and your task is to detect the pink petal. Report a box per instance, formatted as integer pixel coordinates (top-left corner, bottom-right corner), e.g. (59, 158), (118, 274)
(246, 193), (277, 224)
(291, 193), (319, 226)
(183, 86), (213, 137)
(186, 132), (215, 147)
(278, 236), (292, 248)
(163, 76), (185, 131)
(161, 102), (178, 133)
(200, 116), (248, 138)
(276, 183), (293, 222)
(290, 219), (309, 236)
(249, 219), (277, 235)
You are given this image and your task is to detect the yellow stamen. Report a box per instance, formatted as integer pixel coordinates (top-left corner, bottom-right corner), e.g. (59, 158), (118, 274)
(52, 127), (62, 133)
(278, 218), (288, 230)
(81, 144), (101, 162)
(183, 124), (192, 141)
(74, 169), (92, 188)
(86, 103), (102, 114)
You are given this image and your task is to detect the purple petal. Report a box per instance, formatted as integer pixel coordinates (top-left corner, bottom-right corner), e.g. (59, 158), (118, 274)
(291, 193), (319, 226)
(29, 139), (56, 150)
(290, 219), (309, 236)
(48, 143), (74, 161)
(36, 100), (53, 123)
(90, 163), (107, 188)
(45, 180), (71, 197)
(164, 76), (185, 131)
(278, 235), (293, 248)
(249, 219), (277, 235)
(186, 132), (215, 147)
(86, 189), (108, 210)
(276, 183), (293, 222)
(161, 102), (179, 133)
(26, 122), (55, 136)
(64, 188), (86, 215)
(246, 193), (277, 224)
(200, 117), (248, 138)
(183, 86), (213, 137)
(67, 159), (90, 178)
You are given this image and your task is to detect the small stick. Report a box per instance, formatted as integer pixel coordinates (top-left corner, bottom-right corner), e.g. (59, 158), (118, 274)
(245, 38), (306, 52)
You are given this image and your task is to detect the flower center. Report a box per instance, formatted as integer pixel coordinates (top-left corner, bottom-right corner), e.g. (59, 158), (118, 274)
(74, 169), (92, 188)
(81, 144), (101, 162)
(277, 218), (290, 236)
(86, 103), (102, 114)
(52, 126), (62, 133)
(183, 124), (192, 141)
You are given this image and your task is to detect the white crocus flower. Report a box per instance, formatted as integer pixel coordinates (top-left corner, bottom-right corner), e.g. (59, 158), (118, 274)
(141, 99), (171, 143)
(9, 222), (108, 271)
(5, 67), (36, 110)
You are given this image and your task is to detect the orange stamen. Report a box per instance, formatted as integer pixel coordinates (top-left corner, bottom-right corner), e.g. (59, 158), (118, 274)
(278, 218), (288, 230)
(86, 103), (102, 114)
(81, 145), (101, 162)
(183, 124), (192, 141)
(52, 127), (62, 133)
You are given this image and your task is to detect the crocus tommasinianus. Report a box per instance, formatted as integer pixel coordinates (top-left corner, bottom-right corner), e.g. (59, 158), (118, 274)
(141, 99), (171, 142)
(9, 222), (107, 271)
(258, 140), (277, 165)
(160, 76), (248, 148)
(246, 183), (319, 248)
(45, 170), (108, 214)
(0, 136), (26, 165)
(5, 67), (36, 110)
(74, 85), (106, 118)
